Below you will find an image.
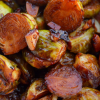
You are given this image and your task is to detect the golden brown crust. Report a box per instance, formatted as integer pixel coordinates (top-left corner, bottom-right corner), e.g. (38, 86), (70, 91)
(21, 79), (49, 100)
(84, 0), (100, 18)
(45, 65), (82, 98)
(74, 53), (100, 88)
(44, 0), (84, 32)
(23, 48), (58, 69)
(0, 13), (31, 55)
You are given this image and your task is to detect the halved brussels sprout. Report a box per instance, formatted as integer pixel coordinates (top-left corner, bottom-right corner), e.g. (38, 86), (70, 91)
(21, 79), (49, 100)
(0, 55), (21, 94)
(84, 0), (100, 18)
(44, 0), (84, 32)
(68, 27), (94, 53)
(45, 65), (82, 98)
(63, 87), (100, 100)
(32, 30), (67, 61)
(74, 53), (100, 88)
(0, 1), (13, 18)
(0, 13), (37, 55)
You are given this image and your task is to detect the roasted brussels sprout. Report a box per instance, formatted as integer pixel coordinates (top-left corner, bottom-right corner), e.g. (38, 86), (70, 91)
(45, 65), (82, 98)
(68, 27), (94, 53)
(84, 0), (100, 18)
(44, 0), (84, 32)
(0, 55), (21, 94)
(74, 53), (100, 88)
(8, 53), (34, 84)
(0, 13), (37, 55)
(23, 48), (58, 69)
(32, 30), (67, 61)
(39, 94), (58, 100)
(80, 0), (91, 6)
(0, 1), (13, 18)
(21, 79), (49, 100)
(63, 87), (100, 100)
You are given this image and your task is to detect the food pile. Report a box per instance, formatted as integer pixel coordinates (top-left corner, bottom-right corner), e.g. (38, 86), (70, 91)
(0, 0), (100, 100)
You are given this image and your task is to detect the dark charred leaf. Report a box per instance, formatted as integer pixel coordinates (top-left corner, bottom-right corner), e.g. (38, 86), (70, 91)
(50, 29), (70, 43)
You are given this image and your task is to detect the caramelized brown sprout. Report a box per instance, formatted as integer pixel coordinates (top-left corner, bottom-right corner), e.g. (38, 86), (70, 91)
(0, 13), (37, 55)
(74, 53), (100, 88)
(68, 27), (94, 53)
(0, 55), (21, 94)
(32, 30), (67, 61)
(63, 87), (100, 100)
(80, 0), (91, 6)
(0, 1), (13, 18)
(21, 79), (49, 100)
(8, 54), (34, 84)
(39, 94), (58, 100)
(84, 0), (100, 18)
(45, 65), (82, 98)
(23, 48), (58, 69)
(0, 0), (100, 99)
(44, 0), (84, 32)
